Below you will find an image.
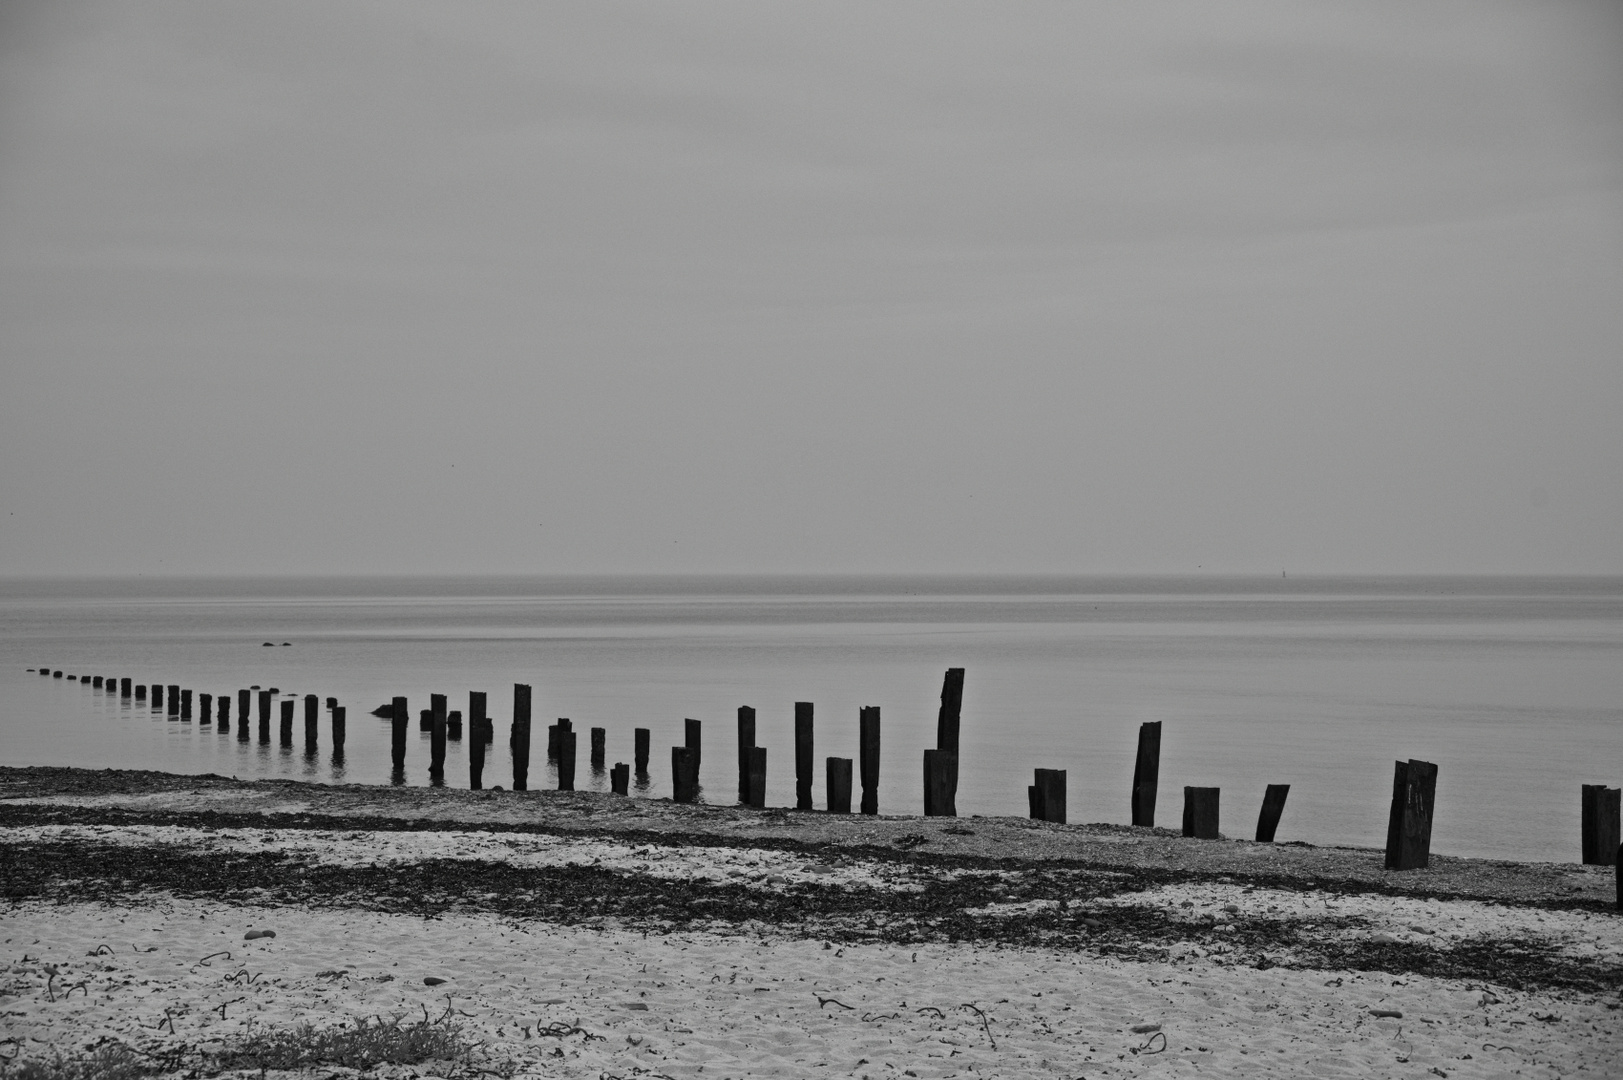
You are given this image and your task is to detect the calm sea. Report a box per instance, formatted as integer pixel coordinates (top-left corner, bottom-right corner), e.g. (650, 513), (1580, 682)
(2, 575), (1619, 863)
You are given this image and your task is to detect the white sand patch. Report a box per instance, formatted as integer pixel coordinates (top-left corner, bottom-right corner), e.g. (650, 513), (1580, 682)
(6, 824), (922, 892)
(1093, 882), (1623, 963)
(3, 897), (1618, 1079)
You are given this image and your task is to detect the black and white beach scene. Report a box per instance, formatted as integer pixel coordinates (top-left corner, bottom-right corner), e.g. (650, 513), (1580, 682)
(1, 4), (1620, 1078)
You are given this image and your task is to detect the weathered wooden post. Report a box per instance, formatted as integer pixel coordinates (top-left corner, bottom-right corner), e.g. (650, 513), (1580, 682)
(390, 696), (408, 775)
(859, 706), (880, 815)
(469, 710), (486, 790)
(1028, 768), (1066, 824)
(92, 676), (103, 688)
(1581, 784), (1621, 866)
(326, 696), (337, 710)
(167, 685), (180, 716)
(672, 746), (698, 803)
(737, 706), (756, 804)
(447, 710), (462, 740)
(1131, 721), (1162, 827)
(237, 688), (249, 726)
(1384, 759), (1438, 870)
(218, 694), (230, 732)
(469, 691), (488, 746)
(198, 692), (212, 725)
(257, 690), (271, 739)
(610, 762), (630, 795)
(826, 758), (853, 814)
(1617, 845), (1622, 911)
(1255, 784), (1290, 842)
(279, 699), (294, 746)
(180, 689), (192, 718)
(135, 683), (147, 701)
(549, 718), (573, 764)
(590, 727), (605, 770)
(923, 750), (957, 816)
(331, 705), (345, 751)
(420, 707), (434, 732)
(304, 694), (319, 751)
(429, 693), (447, 783)
(746, 746), (767, 808)
(795, 702), (813, 810)
(512, 684), (532, 790)
(684, 718), (702, 775)
(634, 727), (650, 778)
(1182, 787), (1219, 839)
(120, 677), (132, 697)
(556, 729), (577, 790)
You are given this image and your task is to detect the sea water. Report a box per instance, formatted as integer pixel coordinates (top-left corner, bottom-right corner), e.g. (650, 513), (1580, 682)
(1, 575), (1619, 863)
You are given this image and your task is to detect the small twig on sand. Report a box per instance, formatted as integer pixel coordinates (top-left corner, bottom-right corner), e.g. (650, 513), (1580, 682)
(960, 1003), (997, 1049)
(816, 995), (855, 1010)
(915, 1007), (945, 1020)
(196, 951), (231, 967)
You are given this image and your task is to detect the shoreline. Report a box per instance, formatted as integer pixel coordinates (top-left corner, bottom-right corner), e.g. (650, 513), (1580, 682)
(3, 766), (1620, 1078)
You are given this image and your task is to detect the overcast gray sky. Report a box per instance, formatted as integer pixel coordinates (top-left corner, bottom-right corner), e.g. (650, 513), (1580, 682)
(2, 1), (1619, 576)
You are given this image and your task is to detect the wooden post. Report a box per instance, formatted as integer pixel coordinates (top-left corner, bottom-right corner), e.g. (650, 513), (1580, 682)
(746, 746), (767, 808)
(257, 690), (271, 740)
(512, 684), (531, 791)
(390, 696), (408, 774)
(151, 683), (161, 708)
(547, 719), (560, 762)
(685, 718), (702, 774)
(1255, 784), (1291, 843)
(1384, 758), (1438, 871)
(590, 727), (605, 770)
(198, 692), (212, 725)
(447, 710), (462, 740)
(92, 676), (103, 688)
(420, 707), (434, 732)
(331, 705), (345, 751)
(610, 762), (630, 795)
(859, 705), (880, 815)
(326, 696), (337, 710)
(558, 730), (577, 790)
(180, 688), (191, 719)
(1617, 845), (1622, 912)
(1182, 787), (1220, 839)
(167, 685), (180, 716)
(923, 750), (957, 816)
(430, 693), (447, 782)
(135, 683), (146, 700)
(237, 697), (250, 741)
(1029, 768), (1065, 824)
(672, 746), (698, 803)
(304, 694), (319, 751)
(237, 688), (249, 726)
(1131, 721), (1162, 827)
(279, 699), (294, 746)
(795, 702), (813, 810)
(470, 691), (488, 746)
(218, 694), (230, 732)
(1581, 785), (1621, 866)
(634, 727), (650, 777)
(737, 706), (756, 804)
(120, 677), (131, 697)
(826, 758), (853, 814)
(469, 705), (485, 790)
(935, 669), (964, 814)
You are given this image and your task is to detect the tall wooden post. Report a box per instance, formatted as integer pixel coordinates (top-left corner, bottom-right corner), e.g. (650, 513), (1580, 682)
(218, 694), (230, 732)
(934, 669), (964, 814)
(826, 758), (853, 814)
(167, 685), (180, 716)
(237, 689), (249, 727)
(1384, 759), (1438, 870)
(923, 750), (957, 816)
(610, 762), (630, 795)
(1255, 784), (1290, 842)
(151, 684), (162, 707)
(512, 684), (531, 791)
(634, 727), (650, 777)
(429, 693), (447, 783)
(258, 691), (271, 742)
(859, 706), (880, 815)
(1131, 721), (1162, 827)
(557, 729), (577, 790)
(279, 699), (294, 746)
(120, 677), (132, 698)
(685, 718), (702, 774)
(390, 696), (408, 775)
(795, 702), (814, 810)
(737, 706), (756, 805)
(746, 746), (767, 808)
(1581, 785), (1621, 866)
(92, 675), (102, 688)
(134, 683), (146, 700)
(198, 693), (212, 725)
(180, 688), (192, 719)
(331, 705), (345, 751)
(304, 694), (319, 751)
(1182, 787), (1219, 839)
(590, 727), (605, 770)
(446, 710), (462, 739)
(469, 691), (488, 746)
(672, 746), (698, 803)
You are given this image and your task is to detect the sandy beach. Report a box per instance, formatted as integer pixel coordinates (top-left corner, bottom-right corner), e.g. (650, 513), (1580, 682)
(3, 768), (1620, 1079)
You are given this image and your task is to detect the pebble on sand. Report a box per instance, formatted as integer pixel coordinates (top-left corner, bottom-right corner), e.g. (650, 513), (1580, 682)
(244, 929), (276, 941)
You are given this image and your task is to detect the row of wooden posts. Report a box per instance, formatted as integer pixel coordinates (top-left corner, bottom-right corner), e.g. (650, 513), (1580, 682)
(34, 666), (1623, 884)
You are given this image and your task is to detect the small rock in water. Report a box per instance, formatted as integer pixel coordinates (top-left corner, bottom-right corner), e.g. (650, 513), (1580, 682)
(244, 929), (276, 941)
(423, 976), (447, 986)
(262, 642), (275, 647)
